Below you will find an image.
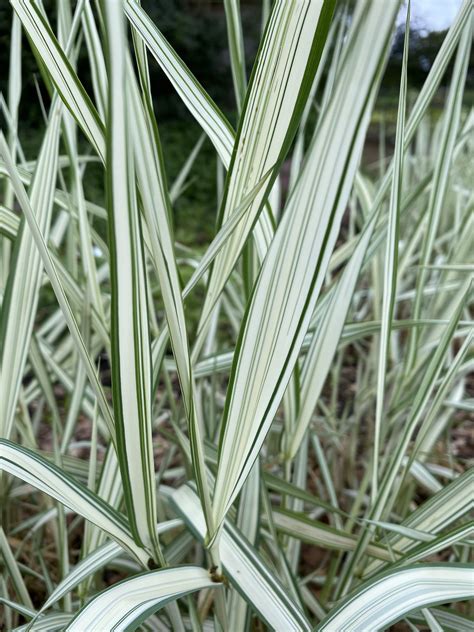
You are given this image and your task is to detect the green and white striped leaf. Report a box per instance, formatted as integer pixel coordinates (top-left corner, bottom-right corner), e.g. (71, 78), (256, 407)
(0, 527), (33, 610)
(81, 0), (108, 120)
(15, 612), (73, 632)
(333, 0), (472, 282)
(340, 284), (472, 592)
(124, 0), (234, 166)
(183, 169), (273, 300)
(212, 0), (400, 532)
(264, 472), (346, 517)
(103, 0), (160, 561)
(409, 607), (474, 632)
(171, 484), (312, 632)
(0, 134), (115, 440)
(406, 20), (471, 369)
(287, 205), (378, 459)
(1, 10), (22, 290)
(0, 102), (61, 440)
(365, 469), (474, 576)
(0, 440), (148, 566)
(0, 205), (20, 239)
(223, 0), (247, 110)
(268, 509), (394, 562)
(37, 520), (182, 616)
(11, 0), (104, 160)
(0, 599), (34, 622)
(372, 5), (409, 496)
(395, 469), (474, 545)
(125, 52), (213, 535)
(196, 0), (336, 339)
(228, 462), (260, 632)
(376, 285), (471, 520)
(66, 566), (219, 632)
(386, 522), (474, 570)
(316, 565), (474, 632)
(123, 3), (280, 295)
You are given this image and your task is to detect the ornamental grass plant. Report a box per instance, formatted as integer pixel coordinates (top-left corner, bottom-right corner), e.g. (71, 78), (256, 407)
(0, 0), (473, 630)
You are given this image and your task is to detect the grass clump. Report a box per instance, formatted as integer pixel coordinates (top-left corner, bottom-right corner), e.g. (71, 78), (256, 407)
(0, 1), (472, 630)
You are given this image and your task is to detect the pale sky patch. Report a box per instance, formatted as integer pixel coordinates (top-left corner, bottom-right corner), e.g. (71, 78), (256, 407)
(397, 0), (463, 33)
